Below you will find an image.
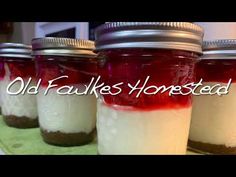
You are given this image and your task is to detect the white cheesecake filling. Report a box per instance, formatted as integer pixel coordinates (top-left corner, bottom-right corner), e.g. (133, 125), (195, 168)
(97, 101), (192, 155)
(190, 82), (236, 147)
(37, 87), (97, 134)
(0, 63), (37, 119)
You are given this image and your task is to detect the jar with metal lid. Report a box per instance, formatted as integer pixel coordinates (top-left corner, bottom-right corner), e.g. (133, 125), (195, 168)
(189, 39), (236, 154)
(32, 37), (97, 146)
(95, 22), (204, 154)
(0, 43), (38, 128)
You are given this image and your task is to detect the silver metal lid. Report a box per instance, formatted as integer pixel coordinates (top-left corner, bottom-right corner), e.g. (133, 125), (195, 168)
(0, 43), (32, 59)
(95, 22), (204, 53)
(203, 39), (236, 59)
(32, 37), (96, 57)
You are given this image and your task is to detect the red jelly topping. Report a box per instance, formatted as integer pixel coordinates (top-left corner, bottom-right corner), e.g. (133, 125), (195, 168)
(196, 59), (236, 83)
(0, 57), (35, 80)
(98, 49), (199, 110)
(35, 55), (97, 87)
(0, 60), (5, 80)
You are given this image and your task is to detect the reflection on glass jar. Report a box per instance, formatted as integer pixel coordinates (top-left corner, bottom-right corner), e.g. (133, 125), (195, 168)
(0, 43), (38, 128)
(189, 39), (236, 154)
(95, 22), (204, 154)
(32, 38), (98, 146)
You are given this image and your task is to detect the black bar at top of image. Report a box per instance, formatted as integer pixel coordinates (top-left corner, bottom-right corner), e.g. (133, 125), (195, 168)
(0, 1), (235, 22)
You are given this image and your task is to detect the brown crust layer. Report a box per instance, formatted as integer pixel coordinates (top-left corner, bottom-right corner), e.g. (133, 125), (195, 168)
(3, 115), (39, 129)
(41, 128), (96, 147)
(188, 139), (236, 155)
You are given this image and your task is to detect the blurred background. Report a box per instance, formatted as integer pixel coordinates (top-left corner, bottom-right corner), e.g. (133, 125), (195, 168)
(0, 22), (105, 44)
(1, 22), (236, 44)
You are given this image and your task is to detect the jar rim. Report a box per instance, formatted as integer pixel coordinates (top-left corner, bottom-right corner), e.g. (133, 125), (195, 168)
(95, 22), (204, 54)
(0, 42), (32, 59)
(202, 39), (236, 59)
(31, 37), (97, 57)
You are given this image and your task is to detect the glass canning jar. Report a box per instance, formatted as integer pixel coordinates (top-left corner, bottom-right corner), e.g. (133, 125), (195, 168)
(189, 39), (236, 154)
(95, 22), (204, 154)
(0, 43), (38, 128)
(32, 38), (98, 146)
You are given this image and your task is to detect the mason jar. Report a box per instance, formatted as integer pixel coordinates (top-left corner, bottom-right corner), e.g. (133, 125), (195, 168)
(0, 43), (38, 128)
(189, 39), (236, 154)
(32, 37), (97, 146)
(95, 22), (204, 154)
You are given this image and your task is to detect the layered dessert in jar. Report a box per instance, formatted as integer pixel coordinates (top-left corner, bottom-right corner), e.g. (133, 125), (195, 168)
(0, 43), (38, 128)
(95, 22), (204, 154)
(32, 38), (97, 146)
(189, 40), (236, 154)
